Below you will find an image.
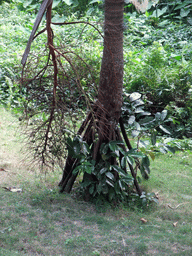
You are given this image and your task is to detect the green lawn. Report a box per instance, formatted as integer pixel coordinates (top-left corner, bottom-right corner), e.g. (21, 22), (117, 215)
(0, 107), (192, 256)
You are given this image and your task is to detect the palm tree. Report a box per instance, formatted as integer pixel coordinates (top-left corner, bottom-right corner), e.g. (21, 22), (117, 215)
(22, 0), (150, 199)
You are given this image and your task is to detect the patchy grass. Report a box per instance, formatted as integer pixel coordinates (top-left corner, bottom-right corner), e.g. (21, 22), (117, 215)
(0, 107), (192, 256)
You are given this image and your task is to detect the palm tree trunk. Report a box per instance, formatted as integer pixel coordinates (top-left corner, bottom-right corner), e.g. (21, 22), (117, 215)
(98, 0), (124, 122)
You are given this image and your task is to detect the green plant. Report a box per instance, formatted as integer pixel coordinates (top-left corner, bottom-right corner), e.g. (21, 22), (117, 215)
(67, 136), (152, 202)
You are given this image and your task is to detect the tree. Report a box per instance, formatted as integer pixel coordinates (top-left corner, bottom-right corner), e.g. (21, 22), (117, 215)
(58, 0), (144, 198)
(22, 0), (150, 202)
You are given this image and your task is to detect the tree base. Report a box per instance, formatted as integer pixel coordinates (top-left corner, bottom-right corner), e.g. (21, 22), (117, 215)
(59, 102), (142, 198)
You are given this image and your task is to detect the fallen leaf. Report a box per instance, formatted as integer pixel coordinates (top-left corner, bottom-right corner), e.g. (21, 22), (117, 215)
(2, 187), (22, 193)
(173, 221), (178, 227)
(140, 218), (147, 223)
(0, 167), (7, 172)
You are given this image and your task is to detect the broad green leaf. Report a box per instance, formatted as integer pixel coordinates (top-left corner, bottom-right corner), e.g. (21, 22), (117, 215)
(121, 157), (126, 168)
(109, 141), (118, 152)
(164, 146), (175, 154)
(159, 147), (167, 154)
(161, 110), (167, 121)
(111, 165), (127, 177)
(135, 107), (144, 113)
(72, 165), (81, 174)
(100, 167), (108, 175)
(127, 149), (143, 158)
(63, 0), (76, 6)
(85, 165), (94, 174)
(155, 112), (161, 120)
(106, 179), (114, 188)
(157, 6), (167, 17)
(129, 92), (141, 102)
(149, 151), (155, 161)
(121, 176), (133, 185)
(180, 8), (190, 18)
(81, 180), (93, 188)
(89, 0), (101, 4)
(151, 131), (156, 146)
(128, 115), (135, 125)
(142, 155), (150, 168)
(159, 125), (171, 135)
(171, 53), (182, 60)
(133, 99), (144, 107)
(23, 0), (33, 8)
(126, 155), (134, 166)
(105, 172), (115, 181)
(175, 1), (192, 10)
(100, 143), (109, 155)
(118, 180), (124, 190)
(139, 111), (151, 116)
(132, 130), (140, 137)
(52, 0), (61, 8)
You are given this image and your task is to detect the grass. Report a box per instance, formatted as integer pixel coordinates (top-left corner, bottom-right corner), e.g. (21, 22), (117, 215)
(0, 107), (192, 256)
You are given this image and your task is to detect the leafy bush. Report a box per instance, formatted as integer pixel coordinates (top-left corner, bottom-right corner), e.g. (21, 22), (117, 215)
(123, 13), (192, 137)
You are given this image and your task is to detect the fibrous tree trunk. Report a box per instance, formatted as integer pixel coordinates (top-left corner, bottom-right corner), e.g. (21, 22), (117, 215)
(59, 0), (142, 197)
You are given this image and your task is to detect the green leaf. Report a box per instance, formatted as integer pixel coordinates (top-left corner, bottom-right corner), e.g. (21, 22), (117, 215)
(108, 141), (123, 152)
(151, 131), (156, 146)
(159, 147), (167, 154)
(155, 112), (161, 121)
(81, 180), (93, 188)
(161, 110), (167, 121)
(142, 155), (150, 168)
(111, 165), (127, 177)
(128, 115), (135, 125)
(127, 149), (143, 158)
(156, 6), (167, 17)
(121, 157), (126, 168)
(63, 0), (77, 5)
(149, 151), (155, 161)
(171, 54), (182, 60)
(72, 165), (81, 174)
(105, 172), (115, 181)
(89, 0), (101, 4)
(159, 125), (171, 135)
(106, 179), (114, 188)
(109, 141), (118, 152)
(126, 155), (134, 166)
(52, 0), (61, 8)
(180, 8), (191, 18)
(100, 143), (109, 155)
(121, 176), (133, 185)
(132, 130), (140, 137)
(175, 1), (192, 10)
(129, 92), (141, 102)
(164, 146), (175, 154)
(23, 0), (33, 8)
(118, 180), (124, 190)
(100, 167), (108, 175)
